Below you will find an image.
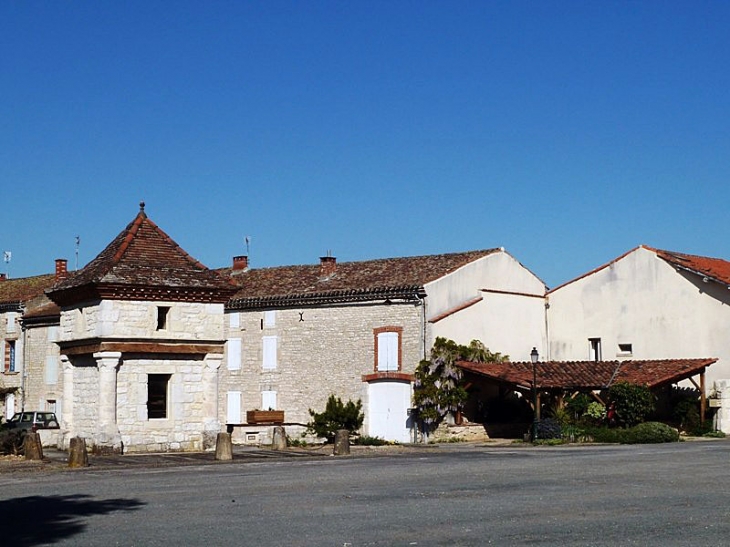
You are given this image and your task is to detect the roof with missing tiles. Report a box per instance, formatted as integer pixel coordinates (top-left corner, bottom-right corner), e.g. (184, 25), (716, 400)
(224, 249), (501, 309)
(457, 358), (716, 390)
(47, 203), (236, 305)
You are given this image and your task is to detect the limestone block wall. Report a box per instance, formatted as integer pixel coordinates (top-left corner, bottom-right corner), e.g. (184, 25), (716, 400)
(0, 310), (22, 417)
(116, 357), (208, 452)
(72, 361), (100, 437)
(21, 323), (62, 416)
(220, 301), (425, 441)
(60, 300), (225, 341)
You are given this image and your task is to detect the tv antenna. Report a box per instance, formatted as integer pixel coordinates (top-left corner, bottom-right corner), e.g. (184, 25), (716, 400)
(75, 236), (80, 270)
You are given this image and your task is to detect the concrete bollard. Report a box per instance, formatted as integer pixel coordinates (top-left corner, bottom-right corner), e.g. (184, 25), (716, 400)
(215, 432), (233, 461)
(271, 426), (287, 450)
(23, 431), (44, 461)
(68, 437), (89, 468)
(333, 429), (350, 456)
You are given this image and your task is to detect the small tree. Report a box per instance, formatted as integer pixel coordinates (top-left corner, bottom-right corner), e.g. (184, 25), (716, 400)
(306, 395), (364, 442)
(413, 338), (508, 439)
(608, 382), (656, 428)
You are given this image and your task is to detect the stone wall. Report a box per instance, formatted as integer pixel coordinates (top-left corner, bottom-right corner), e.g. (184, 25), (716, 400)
(0, 310), (22, 418)
(21, 323), (62, 416)
(220, 300), (425, 442)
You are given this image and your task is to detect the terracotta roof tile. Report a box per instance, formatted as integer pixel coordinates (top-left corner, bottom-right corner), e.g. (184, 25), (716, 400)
(647, 247), (730, 286)
(457, 358), (716, 390)
(48, 204), (236, 303)
(224, 249), (500, 308)
(0, 274), (57, 308)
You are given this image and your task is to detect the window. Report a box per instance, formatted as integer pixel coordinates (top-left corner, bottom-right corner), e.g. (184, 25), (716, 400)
(47, 400), (57, 413)
(227, 391), (242, 424)
(618, 343), (633, 356)
(262, 390), (277, 411)
(589, 338), (602, 362)
(147, 374), (171, 419)
(6, 312), (16, 333)
(45, 355), (58, 384)
(229, 312), (240, 329)
(374, 327), (402, 372)
(156, 306), (170, 330)
(4, 340), (16, 373)
(227, 338), (242, 371)
(263, 336), (277, 370)
(263, 310), (276, 328)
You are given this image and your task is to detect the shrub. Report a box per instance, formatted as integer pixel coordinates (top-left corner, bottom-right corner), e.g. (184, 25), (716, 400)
(621, 422), (679, 444)
(565, 393), (592, 421)
(583, 402), (606, 423)
(306, 395), (364, 442)
(354, 435), (390, 446)
(550, 406), (571, 427)
(608, 382), (656, 427)
(534, 418), (562, 440)
(0, 429), (26, 455)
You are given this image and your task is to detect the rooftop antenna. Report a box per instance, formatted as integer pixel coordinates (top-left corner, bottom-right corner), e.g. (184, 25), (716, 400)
(75, 236), (80, 271)
(245, 236), (251, 258)
(3, 250), (10, 278)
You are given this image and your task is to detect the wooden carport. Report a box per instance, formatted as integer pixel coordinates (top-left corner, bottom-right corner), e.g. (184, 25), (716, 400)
(456, 358), (717, 424)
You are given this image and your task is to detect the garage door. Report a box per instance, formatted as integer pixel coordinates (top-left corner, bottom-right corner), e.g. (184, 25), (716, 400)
(368, 381), (411, 443)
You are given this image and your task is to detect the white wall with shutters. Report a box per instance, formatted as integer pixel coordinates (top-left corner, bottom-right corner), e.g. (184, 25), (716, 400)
(377, 332), (399, 371)
(227, 338), (242, 370)
(262, 336), (277, 370)
(227, 391), (242, 424)
(261, 390), (277, 410)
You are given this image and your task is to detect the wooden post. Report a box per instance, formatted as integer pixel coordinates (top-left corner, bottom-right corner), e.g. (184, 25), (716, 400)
(700, 370), (706, 425)
(215, 432), (233, 461)
(68, 437), (89, 468)
(333, 429), (350, 456)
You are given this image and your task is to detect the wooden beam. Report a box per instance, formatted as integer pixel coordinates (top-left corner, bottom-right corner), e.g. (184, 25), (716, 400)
(700, 370), (706, 425)
(590, 391), (606, 406)
(689, 377), (701, 391)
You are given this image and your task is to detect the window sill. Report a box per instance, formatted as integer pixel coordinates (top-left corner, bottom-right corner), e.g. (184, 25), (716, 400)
(362, 372), (414, 383)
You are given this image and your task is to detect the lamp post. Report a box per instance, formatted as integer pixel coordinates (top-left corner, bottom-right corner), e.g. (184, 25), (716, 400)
(530, 347), (539, 441)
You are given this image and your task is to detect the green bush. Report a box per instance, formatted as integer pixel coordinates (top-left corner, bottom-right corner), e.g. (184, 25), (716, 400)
(583, 422), (678, 444)
(584, 402), (606, 422)
(306, 395), (364, 442)
(354, 435), (391, 446)
(608, 382), (656, 427)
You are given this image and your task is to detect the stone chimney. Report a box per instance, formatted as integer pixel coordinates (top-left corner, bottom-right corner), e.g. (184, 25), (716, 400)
(320, 255), (336, 278)
(0, 273), (6, 282)
(55, 259), (68, 281)
(233, 255), (249, 271)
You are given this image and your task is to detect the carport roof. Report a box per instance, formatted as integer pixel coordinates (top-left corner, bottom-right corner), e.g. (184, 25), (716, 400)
(457, 358), (717, 391)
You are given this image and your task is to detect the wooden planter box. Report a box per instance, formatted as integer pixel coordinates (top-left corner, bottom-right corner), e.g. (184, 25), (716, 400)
(246, 410), (285, 424)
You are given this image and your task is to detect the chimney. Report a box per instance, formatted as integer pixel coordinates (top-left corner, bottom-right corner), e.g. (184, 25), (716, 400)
(55, 259), (68, 281)
(233, 255), (249, 271)
(0, 273), (6, 282)
(320, 255), (336, 278)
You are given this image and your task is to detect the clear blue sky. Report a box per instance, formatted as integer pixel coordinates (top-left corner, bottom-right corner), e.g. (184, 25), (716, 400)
(2, 1), (729, 288)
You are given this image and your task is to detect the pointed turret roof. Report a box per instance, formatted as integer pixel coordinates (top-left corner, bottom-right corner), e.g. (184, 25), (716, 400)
(47, 203), (236, 306)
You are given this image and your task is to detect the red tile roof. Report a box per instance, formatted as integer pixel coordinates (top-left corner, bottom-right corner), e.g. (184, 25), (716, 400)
(0, 273), (56, 309)
(457, 358), (716, 390)
(647, 247), (730, 286)
(224, 249), (500, 309)
(48, 203), (237, 305)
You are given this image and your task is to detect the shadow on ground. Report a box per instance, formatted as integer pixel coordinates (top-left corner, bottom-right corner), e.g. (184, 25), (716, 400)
(0, 494), (145, 546)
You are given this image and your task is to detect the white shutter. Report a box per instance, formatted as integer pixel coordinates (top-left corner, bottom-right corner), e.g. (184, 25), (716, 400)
(229, 313), (240, 329)
(226, 391), (242, 424)
(227, 338), (242, 371)
(47, 326), (58, 342)
(262, 390), (277, 411)
(5, 393), (15, 420)
(263, 310), (276, 328)
(378, 332), (398, 371)
(45, 356), (58, 385)
(6, 312), (16, 333)
(263, 336), (277, 370)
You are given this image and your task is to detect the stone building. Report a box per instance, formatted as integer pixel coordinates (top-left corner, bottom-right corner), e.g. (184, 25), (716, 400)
(44, 203), (237, 453)
(220, 249), (546, 443)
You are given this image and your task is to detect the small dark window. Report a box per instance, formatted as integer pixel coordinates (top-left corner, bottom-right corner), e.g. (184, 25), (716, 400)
(148, 374), (171, 419)
(589, 338), (602, 362)
(157, 306), (170, 330)
(618, 343), (633, 354)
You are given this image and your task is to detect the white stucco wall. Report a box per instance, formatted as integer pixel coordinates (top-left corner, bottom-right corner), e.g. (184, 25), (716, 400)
(548, 247), (730, 386)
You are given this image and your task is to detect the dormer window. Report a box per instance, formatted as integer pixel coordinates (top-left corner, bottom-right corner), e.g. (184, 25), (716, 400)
(157, 306), (170, 331)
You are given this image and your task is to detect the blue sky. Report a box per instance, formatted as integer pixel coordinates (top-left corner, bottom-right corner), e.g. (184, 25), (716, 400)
(2, 2), (729, 288)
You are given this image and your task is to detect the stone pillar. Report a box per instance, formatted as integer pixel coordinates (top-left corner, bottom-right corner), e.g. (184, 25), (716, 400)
(334, 429), (350, 456)
(202, 353), (223, 450)
(713, 380), (730, 434)
(214, 432), (233, 461)
(272, 426), (287, 450)
(60, 355), (75, 450)
(94, 351), (123, 454)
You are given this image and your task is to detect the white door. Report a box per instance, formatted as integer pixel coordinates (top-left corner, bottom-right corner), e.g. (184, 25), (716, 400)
(368, 382), (411, 443)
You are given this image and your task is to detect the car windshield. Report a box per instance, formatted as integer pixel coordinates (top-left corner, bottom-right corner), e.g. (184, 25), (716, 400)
(9, 413), (21, 423)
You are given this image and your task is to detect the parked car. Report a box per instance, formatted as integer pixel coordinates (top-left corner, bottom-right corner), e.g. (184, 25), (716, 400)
(1, 411), (60, 431)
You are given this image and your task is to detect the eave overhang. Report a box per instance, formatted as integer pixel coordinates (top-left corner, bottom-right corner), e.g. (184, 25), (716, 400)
(57, 337), (225, 357)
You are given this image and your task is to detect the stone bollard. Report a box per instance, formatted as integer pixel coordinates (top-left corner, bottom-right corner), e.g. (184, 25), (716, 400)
(23, 431), (44, 461)
(215, 432), (233, 461)
(333, 429), (350, 456)
(271, 426), (287, 450)
(68, 437), (89, 468)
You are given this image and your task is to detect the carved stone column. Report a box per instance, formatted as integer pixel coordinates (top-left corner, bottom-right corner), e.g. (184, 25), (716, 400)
(202, 353), (223, 450)
(94, 351), (123, 453)
(60, 355), (74, 450)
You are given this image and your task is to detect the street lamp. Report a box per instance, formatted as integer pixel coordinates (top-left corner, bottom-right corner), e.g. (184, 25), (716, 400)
(530, 347), (539, 441)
